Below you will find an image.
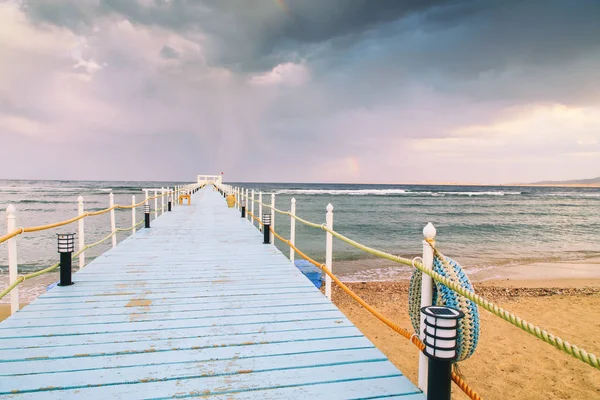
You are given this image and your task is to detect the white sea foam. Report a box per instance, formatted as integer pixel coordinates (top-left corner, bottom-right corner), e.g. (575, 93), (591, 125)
(275, 189), (521, 196)
(542, 192), (600, 198)
(339, 264), (493, 282)
(275, 189), (409, 195)
(443, 191), (521, 196)
(340, 266), (413, 282)
(0, 186), (95, 193)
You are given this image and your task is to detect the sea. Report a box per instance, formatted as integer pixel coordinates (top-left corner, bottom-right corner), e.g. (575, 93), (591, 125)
(1, 180), (600, 285)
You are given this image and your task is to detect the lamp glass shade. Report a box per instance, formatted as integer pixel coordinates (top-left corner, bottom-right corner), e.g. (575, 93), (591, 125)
(262, 213), (271, 224)
(57, 233), (76, 253)
(420, 306), (464, 361)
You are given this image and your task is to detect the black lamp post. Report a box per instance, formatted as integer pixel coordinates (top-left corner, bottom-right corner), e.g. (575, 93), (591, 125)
(57, 233), (75, 286)
(144, 204), (151, 228)
(262, 213), (271, 244)
(421, 305), (464, 400)
(241, 199), (246, 218)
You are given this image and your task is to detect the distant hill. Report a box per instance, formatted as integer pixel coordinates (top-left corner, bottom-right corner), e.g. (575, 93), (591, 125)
(529, 176), (600, 186)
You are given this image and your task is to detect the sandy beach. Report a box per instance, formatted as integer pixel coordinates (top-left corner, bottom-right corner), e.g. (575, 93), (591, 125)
(332, 279), (600, 400)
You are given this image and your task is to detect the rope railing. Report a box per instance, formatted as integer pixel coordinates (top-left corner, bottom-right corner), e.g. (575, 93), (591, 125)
(0, 218), (146, 300)
(267, 225), (482, 400)
(321, 220), (600, 370)
(231, 186), (600, 371)
(0, 190), (181, 245)
(1, 184), (202, 313)
(242, 202), (482, 399)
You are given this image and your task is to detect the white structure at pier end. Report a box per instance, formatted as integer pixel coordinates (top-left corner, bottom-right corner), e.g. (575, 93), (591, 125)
(197, 175), (223, 185)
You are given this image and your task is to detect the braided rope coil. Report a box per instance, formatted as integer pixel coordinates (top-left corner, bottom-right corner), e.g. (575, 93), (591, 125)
(409, 255), (480, 361)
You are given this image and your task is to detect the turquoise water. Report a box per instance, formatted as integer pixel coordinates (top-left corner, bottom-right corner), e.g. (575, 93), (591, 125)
(1, 180), (599, 281)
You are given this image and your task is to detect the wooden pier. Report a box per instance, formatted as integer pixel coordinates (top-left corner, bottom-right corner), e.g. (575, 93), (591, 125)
(0, 186), (424, 399)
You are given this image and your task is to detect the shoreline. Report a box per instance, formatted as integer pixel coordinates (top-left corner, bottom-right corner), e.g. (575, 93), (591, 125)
(337, 256), (600, 283)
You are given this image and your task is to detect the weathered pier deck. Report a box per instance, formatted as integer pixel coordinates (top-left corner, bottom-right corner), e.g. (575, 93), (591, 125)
(0, 187), (424, 399)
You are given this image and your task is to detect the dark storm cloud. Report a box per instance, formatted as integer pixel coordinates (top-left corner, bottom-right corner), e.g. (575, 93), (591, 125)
(21, 0), (600, 91)
(21, 0), (457, 70)
(159, 45), (180, 59)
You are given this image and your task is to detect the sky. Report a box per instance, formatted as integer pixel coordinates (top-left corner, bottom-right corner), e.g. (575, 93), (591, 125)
(1, 0), (599, 184)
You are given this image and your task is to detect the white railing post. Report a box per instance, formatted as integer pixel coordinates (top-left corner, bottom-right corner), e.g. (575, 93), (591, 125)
(77, 196), (85, 269)
(131, 195), (136, 235)
(270, 193), (276, 243)
(236, 187), (239, 209)
(258, 192), (263, 231)
(109, 193), (117, 248)
(251, 190), (255, 226)
(325, 204), (333, 300)
(154, 190), (158, 219)
(418, 222), (437, 393)
(161, 187), (165, 215)
(6, 205), (19, 314)
(245, 189), (249, 220)
(290, 198), (296, 263)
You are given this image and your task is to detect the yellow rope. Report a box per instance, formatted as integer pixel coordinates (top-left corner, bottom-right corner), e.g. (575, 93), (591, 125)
(0, 190), (183, 244)
(237, 189), (600, 370)
(0, 229), (24, 245)
(0, 219), (145, 300)
(290, 209), (600, 370)
(270, 227), (419, 343)
(0, 185), (196, 299)
(247, 210), (264, 226)
(319, 223), (600, 369)
(268, 227), (482, 400)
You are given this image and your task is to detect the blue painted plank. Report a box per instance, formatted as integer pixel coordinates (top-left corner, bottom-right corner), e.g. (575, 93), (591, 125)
(5, 362), (415, 399)
(204, 378), (425, 400)
(8, 298), (333, 320)
(0, 303), (340, 330)
(0, 319), (353, 350)
(13, 293), (329, 313)
(0, 310), (346, 338)
(0, 336), (376, 376)
(0, 347), (392, 393)
(0, 326), (365, 362)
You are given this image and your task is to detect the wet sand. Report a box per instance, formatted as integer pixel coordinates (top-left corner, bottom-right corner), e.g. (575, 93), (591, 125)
(471, 257), (600, 283)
